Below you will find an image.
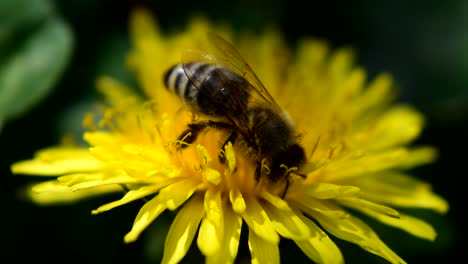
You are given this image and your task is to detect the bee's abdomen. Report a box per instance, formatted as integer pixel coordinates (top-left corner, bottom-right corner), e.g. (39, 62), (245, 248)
(164, 62), (250, 116)
(164, 63), (213, 108)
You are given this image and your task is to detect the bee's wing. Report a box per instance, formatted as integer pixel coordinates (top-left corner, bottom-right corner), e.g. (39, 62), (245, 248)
(205, 33), (283, 112)
(181, 50), (253, 136)
(181, 33), (283, 137)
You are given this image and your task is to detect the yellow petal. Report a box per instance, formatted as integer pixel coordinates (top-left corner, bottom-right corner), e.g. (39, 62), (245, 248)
(352, 72), (394, 115)
(204, 168), (221, 185)
(356, 105), (424, 150)
(345, 171), (449, 213)
(58, 172), (139, 191)
(28, 180), (121, 205)
(57, 172), (104, 186)
(206, 205), (242, 264)
(248, 227), (279, 264)
(92, 183), (168, 214)
(241, 197), (279, 244)
(328, 46), (354, 82)
(260, 193), (310, 240)
(326, 67), (366, 122)
(197, 189), (223, 256)
(260, 191), (290, 209)
(323, 148), (412, 181)
(356, 207), (437, 241)
(307, 204), (406, 264)
(397, 146), (438, 169)
(157, 178), (200, 210)
(11, 147), (103, 176)
(124, 196), (166, 243)
(129, 8), (161, 54)
(198, 217), (220, 256)
(295, 211), (344, 264)
(229, 188), (246, 214)
(96, 76), (142, 107)
(204, 189), (223, 225)
(162, 195), (205, 264)
(289, 194), (348, 218)
(337, 197), (400, 218)
(296, 38), (328, 69)
(84, 131), (119, 147)
(289, 182), (360, 199)
(121, 143), (173, 165)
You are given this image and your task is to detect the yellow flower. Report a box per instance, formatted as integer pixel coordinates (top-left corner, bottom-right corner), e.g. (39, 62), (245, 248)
(11, 9), (448, 264)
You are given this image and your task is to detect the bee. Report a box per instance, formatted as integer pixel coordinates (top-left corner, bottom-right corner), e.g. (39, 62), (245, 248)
(164, 33), (306, 194)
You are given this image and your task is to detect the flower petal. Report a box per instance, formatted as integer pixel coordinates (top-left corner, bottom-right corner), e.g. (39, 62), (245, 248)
(29, 180), (121, 205)
(204, 168), (221, 185)
(96, 76), (142, 107)
(241, 196), (279, 244)
(351, 72), (394, 116)
(344, 171), (449, 213)
(322, 148), (420, 181)
(355, 105), (424, 150)
(248, 227), (279, 264)
(197, 189), (223, 256)
(92, 183), (169, 214)
(197, 217), (219, 256)
(206, 204), (242, 264)
(11, 147), (103, 176)
(397, 146), (438, 169)
(295, 211), (344, 264)
(84, 131), (119, 147)
(157, 178), (201, 210)
(305, 201), (406, 264)
(260, 192), (311, 240)
(161, 195), (205, 264)
(354, 206), (437, 241)
(58, 172), (140, 191)
(124, 196), (166, 243)
(337, 197), (400, 218)
(328, 46), (354, 82)
(288, 182), (360, 200)
(229, 188), (246, 214)
(289, 193), (348, 218)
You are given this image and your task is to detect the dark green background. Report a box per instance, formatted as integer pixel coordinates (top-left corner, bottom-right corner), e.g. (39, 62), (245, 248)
(1, 0), (465, 263)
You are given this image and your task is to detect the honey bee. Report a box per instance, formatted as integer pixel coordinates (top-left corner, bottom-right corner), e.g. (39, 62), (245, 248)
(164, 33), (306, 194)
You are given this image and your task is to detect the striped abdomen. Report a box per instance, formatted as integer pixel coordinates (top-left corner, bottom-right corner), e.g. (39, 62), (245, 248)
(163, 63), (250, 116)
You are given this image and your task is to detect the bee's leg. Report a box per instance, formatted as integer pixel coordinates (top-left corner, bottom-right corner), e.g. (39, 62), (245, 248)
(176, 120), (233, 149)
(280, 173), (306, 199)
(280, 179), (290, 199)
(219, 132), (238, 163)
(255, 158), (271, 182)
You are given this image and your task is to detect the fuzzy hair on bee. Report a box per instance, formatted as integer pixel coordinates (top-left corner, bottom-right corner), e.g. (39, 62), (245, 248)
(163, 33), (306, 195)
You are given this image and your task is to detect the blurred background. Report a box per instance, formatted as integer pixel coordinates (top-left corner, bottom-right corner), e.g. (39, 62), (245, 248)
(0, 0), (465, 263)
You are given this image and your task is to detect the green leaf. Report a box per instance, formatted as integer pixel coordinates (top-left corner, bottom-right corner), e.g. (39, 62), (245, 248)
(0, 15), (73, 128)
(0, 0), (51, 44)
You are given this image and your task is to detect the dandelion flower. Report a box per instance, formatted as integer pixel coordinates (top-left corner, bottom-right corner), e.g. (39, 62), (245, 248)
(11, 9), (448, 264)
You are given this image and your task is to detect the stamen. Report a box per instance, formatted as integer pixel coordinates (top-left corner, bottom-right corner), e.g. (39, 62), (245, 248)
(175, 132), (192, 149)
(280, 164), (298, 177)
(261, 158), (271, 175)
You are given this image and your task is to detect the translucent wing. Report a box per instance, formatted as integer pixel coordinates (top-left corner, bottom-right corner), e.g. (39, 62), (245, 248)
(205, 33), (283, 112)
(181, 33), (283, 136)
